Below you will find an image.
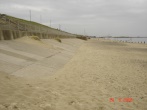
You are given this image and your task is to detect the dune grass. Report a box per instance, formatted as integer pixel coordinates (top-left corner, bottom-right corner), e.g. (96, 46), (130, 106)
(76, 36), (87, 40)
(29, 36), (40, 41)
(55, 38), (62, 43)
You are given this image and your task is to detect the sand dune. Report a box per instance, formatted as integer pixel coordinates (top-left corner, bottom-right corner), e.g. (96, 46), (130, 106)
(0, 38), (147, 110)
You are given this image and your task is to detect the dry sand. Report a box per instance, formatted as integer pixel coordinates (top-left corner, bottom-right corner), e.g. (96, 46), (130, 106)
(0, 38), (147, 110)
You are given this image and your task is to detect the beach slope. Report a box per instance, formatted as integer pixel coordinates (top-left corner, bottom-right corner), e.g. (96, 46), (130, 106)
(0, 38), (147, 110)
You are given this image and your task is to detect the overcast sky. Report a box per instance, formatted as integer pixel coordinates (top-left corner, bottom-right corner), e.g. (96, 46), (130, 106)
(0, 0), (147, 37)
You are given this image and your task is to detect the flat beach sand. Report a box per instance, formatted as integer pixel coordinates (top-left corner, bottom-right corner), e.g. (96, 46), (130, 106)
(0, 38), (147, 110)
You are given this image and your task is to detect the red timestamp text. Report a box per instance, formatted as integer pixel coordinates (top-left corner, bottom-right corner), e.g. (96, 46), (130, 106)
(109, 98), (133, 102)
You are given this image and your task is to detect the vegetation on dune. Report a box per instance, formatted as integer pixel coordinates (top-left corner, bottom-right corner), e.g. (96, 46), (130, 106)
(76, 36), (87, 40)
(6, 15), (51, 29)
(55, 38), (62, 43)
(29, 36), (40, 41)
(5, 15), (75, 35)
(0, 14), (81, 39)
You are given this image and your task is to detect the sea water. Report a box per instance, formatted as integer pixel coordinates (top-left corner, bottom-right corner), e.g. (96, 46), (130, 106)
(109, 38), (147, 44)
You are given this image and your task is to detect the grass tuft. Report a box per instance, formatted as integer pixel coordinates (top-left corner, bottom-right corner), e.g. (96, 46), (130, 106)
(29, 36), (40, 41)
(76, 36), (87, 40)
(55, 38), (62, 43)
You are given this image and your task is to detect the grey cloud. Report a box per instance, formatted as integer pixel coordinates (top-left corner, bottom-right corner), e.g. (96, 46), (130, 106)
(0, 0), (147, 36)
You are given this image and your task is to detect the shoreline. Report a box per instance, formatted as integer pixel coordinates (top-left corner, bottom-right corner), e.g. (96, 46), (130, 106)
(104, 37), (147, 44)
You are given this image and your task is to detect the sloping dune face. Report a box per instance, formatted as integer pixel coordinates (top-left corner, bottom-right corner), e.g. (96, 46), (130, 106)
(0, 36), (83, 77)
(0, 38), (147, 110)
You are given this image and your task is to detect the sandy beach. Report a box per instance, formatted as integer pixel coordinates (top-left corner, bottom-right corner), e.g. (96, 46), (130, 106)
(0, 38), (147, 110)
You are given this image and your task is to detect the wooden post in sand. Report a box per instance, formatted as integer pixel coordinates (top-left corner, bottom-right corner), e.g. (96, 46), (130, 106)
(40, 32), (42, 39)
(18, 31), (22, 38)
(0, 28), (4, 40)
(8, 19), (11, 30)
(9, 30), (14, 40)
(17, 22), (21, 38)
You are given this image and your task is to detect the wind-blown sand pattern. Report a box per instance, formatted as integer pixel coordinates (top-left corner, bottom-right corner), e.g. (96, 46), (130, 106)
(0, 38), (147, 110)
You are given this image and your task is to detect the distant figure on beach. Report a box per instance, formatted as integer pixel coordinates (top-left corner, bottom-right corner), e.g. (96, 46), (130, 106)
(144, 41), (145, 44)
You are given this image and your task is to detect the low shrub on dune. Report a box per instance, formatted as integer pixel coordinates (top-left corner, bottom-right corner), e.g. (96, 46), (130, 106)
(30, 36), (40, 41)
(76, 36), (87, 40)
(55, 38), (62, 43)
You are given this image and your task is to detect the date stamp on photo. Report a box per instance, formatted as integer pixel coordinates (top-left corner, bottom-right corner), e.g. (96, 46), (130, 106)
(109, 98), (133, 102)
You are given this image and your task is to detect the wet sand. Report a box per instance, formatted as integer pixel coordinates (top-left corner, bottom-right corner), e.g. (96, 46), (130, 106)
(0, 38), (147, 110)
